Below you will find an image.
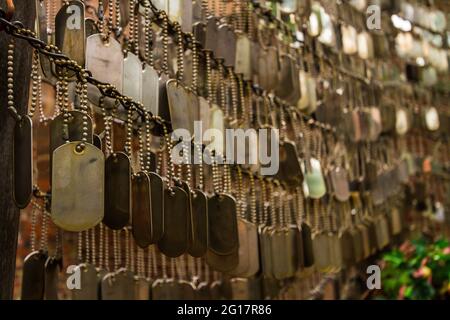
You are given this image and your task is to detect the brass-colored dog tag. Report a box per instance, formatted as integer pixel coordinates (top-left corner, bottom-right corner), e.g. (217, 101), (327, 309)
(101, 273), (124, 300)
(188, 190), (208, 257)
(21, 251), (47, 300)
(44, 256), (61, 300)
(167, 80), (194, 135)
(229, 218), (251, 277)
(13, 115), (33, 209)
(208, 194), (239, 255)
(134, 277), (151, 300)
(244, 221), (260, 277)
(229, 278), (251, 300)
(116, 268), (136, 300)
(86, 34), (123, 93)
(123, 52), (142, 102)
(52, 142), (104, 232)
(158, 186), (189, 257)
(142, 65), (160, 113)
(132, 172), (152, 248)
(72, 263), (98, 300)
(271, 229), (290, 280)
(55, 1), (85, 77)
(259, 227), (274, 277)
(289, 225), (304, 272)
(149, 172), (164, 243)
(104, 152), (131, 230)
(235, 34), (252, 80)
(341, 229), (355, 268)
(152, 278), (174, 300)
(301, 223), (315, 268)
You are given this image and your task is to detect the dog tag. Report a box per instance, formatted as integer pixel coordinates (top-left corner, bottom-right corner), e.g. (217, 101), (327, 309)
(271, 229), (290, 280)
(341, 229), (355, 268)
(259, 227), (273, 277)
(152, 279), (174, 300)
(116, 268), (136, 300)
(278, 141), (302, 183)
(301, 223), (314, 268)
(104, 152), (131, 230)
(55, 1), (85, 77)
(235, 34), (252, 80)
(132, 172), (152, 248)
(52, 142), (104, 232)
(229, 218), (251, 277)
(330, 167), (350, 202)
(123, 53), (142, 102)
(13, 115), (33, 209)
(101, 273), (124, 300)
(229, 278), (251, 300)
(188, 190), (208, 257)
(149, 172), (164, 243)
(72, 263), (98, 300)
(21, 251), (47, 300)
(208, 194), (239, 255)
(303, 158), (327, 199)
(142, 65), (159, 113)
(167, 80), (193, 135)
(86, 34), (123, 93)
(244, 221), (260, 277)
(44, 256), (61, 300)
(289, 225), (304, 271)
(158, 186), (189, 257)
(134, 277), (151, 300)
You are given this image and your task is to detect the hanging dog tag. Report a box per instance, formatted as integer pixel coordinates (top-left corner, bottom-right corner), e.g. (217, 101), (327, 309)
(229, 218), (251, 277)
(303, 158), (327, 199)
(116, 268), (136, 300)
(86, 34), (123, 93)
(235, 34), (252, 80)
(134, 277), (151, 300)
(167, 80), (193, 135)
(104, 152), (131, 230)
(149, 172), (164, 243)
(123, 52), (142, 102)
(13, 115), (33, 209)
(21, 251), (47, 300)
(142, 65), (160, 113)
(44, 256), (61, 300)
(301, 222), (314, 268)
(278, 141), (302, 184)
(152, 279), (174, 300)
(259, 227), (274, 277)
(132, 172), (152, 248)
(52, 142), (104, 232)
(158, 186), (189, 257)
(243, 222), (260, 277)
(330, 167), (350, 202)
(55, 1), (85, 77)
(205, 17), (219, 53)
(188, 190), (208, 257)
(101, 272), (124, 300)
(72, 263), (98, 300)
(208, 194), (239, 255)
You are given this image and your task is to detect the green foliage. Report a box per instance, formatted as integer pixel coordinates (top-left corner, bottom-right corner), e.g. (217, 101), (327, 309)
(381, 238), (450, 300)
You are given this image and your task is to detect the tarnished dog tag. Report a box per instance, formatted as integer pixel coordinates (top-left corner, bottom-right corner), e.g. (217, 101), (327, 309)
(259, 227), (273, 277)
(177, 280), (196, 300)
(341, 229), (355, 268)
(50, 111), (93, 157)
(235, 34), (252, 80)
(207, 247), (239, 273)
(86, 34), (123, 93)
(123, 53), (142, 102)
(132, 172), (152, 248)
(134, 277), (151, 300)
(116, 268), (136, 300)
(157, 74), (171, 122)
(195, 281), (211, 300)
(142, 65), (160, 113)
(97, 268), (108, 300)
(149, 172), (164, 243)
(152, 279), (174, 300)
(205, 17), (219, 53)
(101, 272), (124, 300)
(278, 141), (302, 184)
(244, 222), (260, 277)
(104, 152), (131, 230)
(52, 142), (104, 232)
(13, 115), (33, 209)
(230, 278), (251, 300)
(229, 218), (251, 277)
(288, 225), (304, 272)
(44, 256), (61, 300)
(188, 190), (208, 257)
(208, 194), (239, 255)
(158, 186), (189, 257)
(55, 1), (85, 77)
(271, 229), (290, 280)
(198, 96), (211, 129)
(21, 251), (47, 300)
(167, 80), (193, 135)
(72, 263), (98, 300)
(301, 223), (315, 268)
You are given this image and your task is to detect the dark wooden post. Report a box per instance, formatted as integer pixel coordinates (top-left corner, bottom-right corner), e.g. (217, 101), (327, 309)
(0, 0), (35, 299)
